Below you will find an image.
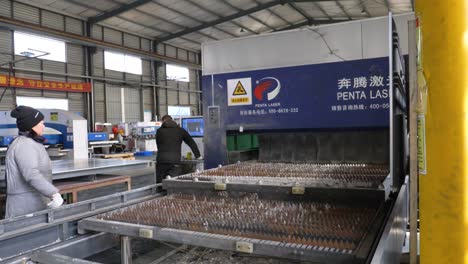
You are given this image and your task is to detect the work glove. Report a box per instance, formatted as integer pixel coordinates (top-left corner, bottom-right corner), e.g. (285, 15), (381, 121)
(47, 193), (64, 208)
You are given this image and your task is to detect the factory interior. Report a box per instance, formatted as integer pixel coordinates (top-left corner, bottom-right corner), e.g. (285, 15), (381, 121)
(0, 0), (462, 263)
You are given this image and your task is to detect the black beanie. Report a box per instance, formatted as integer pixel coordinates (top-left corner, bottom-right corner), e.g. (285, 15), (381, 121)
(10, 106), (45, 132)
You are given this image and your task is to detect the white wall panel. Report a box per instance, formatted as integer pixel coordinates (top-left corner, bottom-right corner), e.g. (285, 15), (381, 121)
(179, 92), (189, 105)
(13, 2), (39, 24)
(188, 52), (196, 63)
(142, 60), (151, 77)
(178, 81), (188, 90)
(141, 39), (150, 52)
(158, 87), (166, 105)
(157, 65), (165, 81)
(0, 93), (15, 110)
(43, 60), (65, 82)
(190, 93), (199, 106)
(177, 50), (188, 61)
(143, 89), (153, 111)
(0, 30), (12, 66)
(42, 10), (64, 31)
(93, 81), (105, 101)
(156, 44), (165, 55)
(105, 85), (122, 123)
(43, 90), (66, 98)
(93, 81), (105, 123)
(65, 17), (83, 35)
(167, 90), (178, 105)
(123, 33), (139, 49)
(14, 58), (40, 79)
(189, 69), (197, 86)
(68, 92), (85, 115)
(0, 54), (12, 68)
(91, 25), (102, 40)
(158, 104), (167, 118)
(15, 89), (41, 97)
(166, 80), (176, 87)
(0, 1), (11, 17)
(105, 70), (124, 79)
(92, 50), (104, 76)
(202, 14), (414, 75)
(126, 73), (140, 82)
(67, 78), (83, 85)
(67, 64), (83, 75)
(103, 28), (122, 45)
(123, 87), (140, 121)
(67, 44), (83, 65)
(165, 45), (177, 58)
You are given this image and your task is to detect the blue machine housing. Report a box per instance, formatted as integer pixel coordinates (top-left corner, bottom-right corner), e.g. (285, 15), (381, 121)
(203, 57), (391, 169)
(0, 109), (87, 149)
(0, 135), (15, 146)
(43, 134), (61, 145)
(88, 132), (108, 141)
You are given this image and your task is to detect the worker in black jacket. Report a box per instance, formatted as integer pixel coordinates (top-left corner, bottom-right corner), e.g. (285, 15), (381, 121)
(156, 115), (201, 183)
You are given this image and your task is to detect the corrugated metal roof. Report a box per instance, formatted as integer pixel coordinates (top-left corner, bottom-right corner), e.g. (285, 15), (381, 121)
(16, 0), (413, 51)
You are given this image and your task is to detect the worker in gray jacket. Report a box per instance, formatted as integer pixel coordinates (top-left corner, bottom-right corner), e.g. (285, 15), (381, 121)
(4, 106), (63, 218)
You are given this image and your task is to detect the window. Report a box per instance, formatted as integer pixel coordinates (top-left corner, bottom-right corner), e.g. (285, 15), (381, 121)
(104, 51), (142, 75)
(16, 96), (69, 111)
(168, 105), (191, 118)
(14, 32), (66, 62)
(166, 64), (189, 82)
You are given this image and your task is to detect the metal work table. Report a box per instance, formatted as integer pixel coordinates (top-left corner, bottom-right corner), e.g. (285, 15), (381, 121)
(52, 159), (152, 180)
(0, 158), (152, 185)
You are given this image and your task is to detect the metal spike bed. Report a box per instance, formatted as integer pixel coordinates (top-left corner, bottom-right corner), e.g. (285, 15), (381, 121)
(169, 162), (389, 188)
(79, 192), (385, 262)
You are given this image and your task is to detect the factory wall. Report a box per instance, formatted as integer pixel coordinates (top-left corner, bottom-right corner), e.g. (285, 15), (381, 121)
(0, 0), (202, 124)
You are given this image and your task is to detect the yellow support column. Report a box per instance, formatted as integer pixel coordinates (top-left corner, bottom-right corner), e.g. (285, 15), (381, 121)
(415, 1), (468, 263)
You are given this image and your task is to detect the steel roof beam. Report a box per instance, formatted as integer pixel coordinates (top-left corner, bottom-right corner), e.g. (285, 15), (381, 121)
(312, 2), (333, 20)
(220, 0), (275, 31)
(67, 0), (201, 45)
(383, 0), (391, 11)
(358, 0), (371, 17)
(288, 2), (312, 21)
(335, 1), (351, 20)
(276, 17), (350, 31)
(88, 0), (154, 24)
(252, 0), (292, 26)
(183, 0), (257, 35)
(105, 0), (219, 41)
(152, 0), (237, 37)
(156, 0), (303, 42)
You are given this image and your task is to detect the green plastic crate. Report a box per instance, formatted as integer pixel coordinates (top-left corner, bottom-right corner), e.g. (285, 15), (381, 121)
(236, 134), (253, 150)
(252, 134), (259, 148)
(227, 135), (236, 151)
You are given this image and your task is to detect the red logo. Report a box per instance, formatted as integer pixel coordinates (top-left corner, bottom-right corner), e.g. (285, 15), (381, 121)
(254, 77), (281, 101)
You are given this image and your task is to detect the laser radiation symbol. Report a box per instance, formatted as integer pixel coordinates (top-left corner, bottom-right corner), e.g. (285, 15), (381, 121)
(232, 81), (247, 96)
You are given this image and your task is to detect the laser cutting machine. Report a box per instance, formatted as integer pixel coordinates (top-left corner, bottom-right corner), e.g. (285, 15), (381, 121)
(0, 14), (414, 264)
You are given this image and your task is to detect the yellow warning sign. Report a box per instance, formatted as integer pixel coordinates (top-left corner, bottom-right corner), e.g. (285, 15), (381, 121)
(231, 98), (249, 103)
(232, 81), (247, 96)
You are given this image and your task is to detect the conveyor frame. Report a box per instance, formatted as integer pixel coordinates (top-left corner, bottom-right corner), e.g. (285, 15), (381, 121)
(0, 184), (160, 263)
(77, 184), (397, 264)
